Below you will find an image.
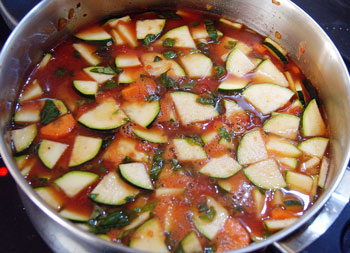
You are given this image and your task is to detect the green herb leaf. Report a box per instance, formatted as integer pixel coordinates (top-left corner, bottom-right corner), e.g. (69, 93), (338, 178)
(74, 50), (81, 58)
(175, 244), (185, 253)
(145, 94), (160, 102)
(89, 193), (98, 200)
(214, 65), (225, 78)
(40, 100), (60, 125)
(163, 51), (177, 59)
(180, 80), (197, 89)
(90, 66), (115, 75)
(224, 40), (237, 50)
(54, 67), (66, 77)
(197, 200), (209, 212)
(76, 99), (85, 106)
(199, 206), (216, 221)
(133, 208), (142, 213)
(197, 42), (209, 51)
(154, 56), (163, 62)
(170, 159), (182, 171)
(177, 50), (185, 56)
(204, 19), (218, 42)
(94, 45), (111, 60)
(150, 149), (165, 180)
(196, 97), (214, 105)
(122, 156), (133, 164)
(157, 72), (177, 90)
(69, 70), (75, 77)
(101, 80), (117, 90)
(218, 126), (231, 142)
(96, 165), (107, 173)
(191, 21), (200, 27)
(190, 49), (201, 54)
(124, 196), (135, 203)
(163, 38), (175, 48)
(143, 34), (156, 47)
(158, 11), (181, 20)
(204, 246), (216, 253)
(102, 136), (114, 149)
(187, 135), (204, 146)
(141, 201), (158, 212)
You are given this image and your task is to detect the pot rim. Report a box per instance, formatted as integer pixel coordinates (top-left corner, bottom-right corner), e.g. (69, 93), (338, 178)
(1, 0), (350, 252)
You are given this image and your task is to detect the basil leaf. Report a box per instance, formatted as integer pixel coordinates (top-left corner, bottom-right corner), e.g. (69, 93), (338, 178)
(145, 94), (160, 102)
(157, 72), (177, 89)
(102, 136), (114, 149)
(197, 200), (209, 212)
(94, 45), (111, 60)
(90, 66), (115, 75)
(180, 80), (197, 89)
(96, 165), (107, 173)
(170, 159), (182, 171)
(214, 65), (225, 78)
(163, 51), (177, 59)
(124, 196), (135, 203)
(141, 201), (158, 212)
(204, 19), (218, 42)
(143, 34), (156, 47)
(204, 246), (216, 253)
(163, 38), (175, 48)
(150, 149), (165, 180)
(199, 206), (216, 221)
(218, 126), (231, 142)
(190, 49), (201, 54)
(73, 50), (81, 58)
(40, 100), (60, 125)
(158, 11), (181, 20)
(197, 97), (215, 105)
(54, 67), (66, 77)
(154, 56), (163, 62)
(224, 40), (237, 49)
(175, 244), (185, 253)
(186, 135), (204, 146)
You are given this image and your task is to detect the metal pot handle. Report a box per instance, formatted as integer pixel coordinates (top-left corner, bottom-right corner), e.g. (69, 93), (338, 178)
(0, 0), (38, 29)
(273, 167), (350, 252)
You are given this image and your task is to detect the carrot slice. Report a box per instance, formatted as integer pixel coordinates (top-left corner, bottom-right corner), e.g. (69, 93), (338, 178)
(121, 78), (157, 102)
(40, 113), (76, 139)
(215, 217), (250, 252)
(270, 207), (296, 220)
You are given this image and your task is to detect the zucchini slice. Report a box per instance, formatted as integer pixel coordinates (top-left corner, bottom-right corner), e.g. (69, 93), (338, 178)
(237, 130), (268, 165)
(177, 231), (202, 253)
(133, 128), (168, 144)
(59, 208), (91, 222)
(244, 159), (286, 190)
(192, 196), (228, 240)
(224, 99), (244, 118)
(38, 140), (68, 169)
(298, 137), (329, 158)
(73, 80), (99, 96)
(122, 100), (159, 128)
(110, 29), (126, 45)
(118, 69), (135, 84)
(179, 53), (213, 78)
(263, 113), (300, 140)
(173, 138), (207, 161)
(285, 171), (313, 194)
(170, 91), (218, 125)
(136, 19), (166, 39)
(130, 218), (168, 252)
(242, 83), (294, 115)
(218, 78), (249, 91)
(116, 23), (138, 48)
(115, 55), (141, 68)
(106, 16), (131, 27)
(318, 157), (329, 188)
(75, 26), (112, 42)
(123, 211), (151, 231)
(72, 43), (101, 66)
(11, 124), (37, 153)
(276, 157), (298, 170)
(155, 188), (185, 197)
(78, 98), (128, 130)
(14, 105), (40, 124)
(158, 25), (196, 48)
(91, 171), (139, 205)
(301, 156), (321, 171)
(38, 53), (52, 70)
(264, 218), (298, 232)
(201, 131), (219, 144)
(199, 154), (241, 178)
(20, 79), (43, 103)
(263, 37), (288, 64)
(302, 99), (326, 137)
(35, 187), (63, 211)
(55, 171), (99, 197)
(68, 136), (102, 167)
(47, 99), (68, 115)
(83, 66), (115, 84)
(226, 48), (255, 77)
(253, 188), (265, 217)
(266, 135), (302, 157)
(254, 59), (288, 87)
(119, 163), (153, 190)
(219, 18), (242, 29)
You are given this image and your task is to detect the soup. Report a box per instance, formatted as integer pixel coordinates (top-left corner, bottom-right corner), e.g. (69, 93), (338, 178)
(10, 9), (330, 252)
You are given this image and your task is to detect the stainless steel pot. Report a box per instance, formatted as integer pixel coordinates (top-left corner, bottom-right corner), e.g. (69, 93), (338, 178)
(1, 0), (350, 252)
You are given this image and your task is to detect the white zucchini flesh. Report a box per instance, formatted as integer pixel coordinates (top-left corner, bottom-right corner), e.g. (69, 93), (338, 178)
(116, 23), (138, 48)
(263, 113), (300, 140)
(192, 196), (228, 240)
(237, 130), (268, 165)
(285, 171), (313, 194)
(266, 135), (302, 158)
(59, 208), (91, 222)
(318, 157), (329, 188)
(218, 78), (249, 91)
(115, 55), (141, 68)
(118, 69), (135, 84)
(75, 26), (112, 42)
(72, 43), (101, 66)
(35, 187), (63, 211)
(199, 154), (241, 178)
(276, 157), (298, 170)
(179, 53), (213, 78)
(191, 24), (210, 40)
(226, 48), (255, 77)
(221, 38), (252, 61)
(264, 37), (288, 56)
(119, 163), (153, 190)
(47, 99), (68, 115)
(11, 124), (37, 153)
(136, 19), (166, 39)
(264, 218), (298, 232)
(242, 83), (295, 115)
(55, 171), (99, 198)
(243, 159), (286, 190)
(132, 128), (168, 144)
(219, 19), (242, 29)
(20, 79), (43, 103)
(122, 100), (159, 128)
(224, 99), (244, 118)
(78, 97), (128, 130)
(68, 136), (102, 167)
(155, 188), (185, 197)
(38, 53), (52, 70)
(254, 59), (289, 87)
(83, 67), (115, 84)
(302, 99), (326, 137)
(298, 137), (329, 158)
(17, 157), (35, 176)
(38, 140), (68, 169)
(300, 156), (321, 172)
(252, 188), (265, 217)
(170, 91), (218, 125)
(103, 138), (148, 163)
(173, 138), (207, 161)
(14, 105), (40, 123)
(179, 231), (203, 253)
(73, 80), (99, 96)
(106, 15), (131, 27)
(91, 171), (139, 205)
(157, 25), (196, 48)
(201, 131), (219, 144)
(110, 29), (126, 45)
(123, 211), (151, 231)
(130, 218), (169, 252)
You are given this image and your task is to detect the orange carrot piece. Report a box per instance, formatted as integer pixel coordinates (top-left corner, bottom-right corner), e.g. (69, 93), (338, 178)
(121, 84), (144, 102)
(40, 113), (76, 139)
(215, 217), (250, 252)
(270, 207), (296, 220)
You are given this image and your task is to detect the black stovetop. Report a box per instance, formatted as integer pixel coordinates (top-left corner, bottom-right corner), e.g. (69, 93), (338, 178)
(0, 1), (349, 252)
